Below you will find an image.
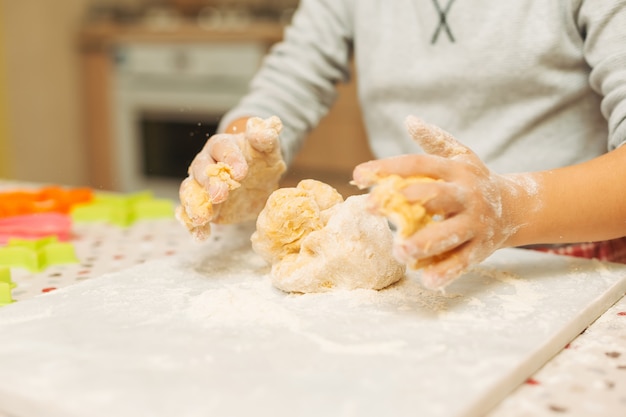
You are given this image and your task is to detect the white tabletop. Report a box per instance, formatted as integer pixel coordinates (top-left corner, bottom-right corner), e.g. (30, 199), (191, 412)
(1, 182), (625, 416)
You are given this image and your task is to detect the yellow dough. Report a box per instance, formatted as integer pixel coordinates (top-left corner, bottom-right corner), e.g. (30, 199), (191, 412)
(369, 174), (437, 238)
(251, 180), (405, 293)
(176, 116), (286, 241)
(368, 174), (446, 270)
(205, 163), (241, 191)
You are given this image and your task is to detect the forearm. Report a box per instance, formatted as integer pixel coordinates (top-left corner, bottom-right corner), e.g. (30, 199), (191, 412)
(504, 144), (626, 247)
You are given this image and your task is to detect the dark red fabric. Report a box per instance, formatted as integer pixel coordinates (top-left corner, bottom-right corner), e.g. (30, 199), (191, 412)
(531, 236), (626, 264)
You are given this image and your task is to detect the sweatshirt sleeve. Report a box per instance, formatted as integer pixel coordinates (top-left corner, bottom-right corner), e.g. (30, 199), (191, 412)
(578, 0), (626, 150)
(218, 0), (355, 164)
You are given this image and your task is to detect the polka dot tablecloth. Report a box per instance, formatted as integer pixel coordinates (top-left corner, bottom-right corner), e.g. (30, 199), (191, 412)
(6, 219), (196, 302)
(1, 184), (625, 416)
(494, 297), (626, 416)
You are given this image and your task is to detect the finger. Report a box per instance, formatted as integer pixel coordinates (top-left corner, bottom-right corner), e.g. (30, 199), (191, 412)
(178, 176), (215, 225)
(393, 215), (474, 261)
(208, 134), (248, 180)
(187, 151), (228, 204)
(405, 115), (473, 159)
(189, 150), (214, 184)
(420, 257), (468, 290)
(353, 155), (459, 188)
(247, 129), (280, 155)
(245, 117), (281, 154)
(189, 163), (234, 206)
(206, 179), (230, 204)
(351, 160), (382, 188)
(401, 181), (466, 216)
(419, 239), (485, 290)
(248, 130), (279, 153)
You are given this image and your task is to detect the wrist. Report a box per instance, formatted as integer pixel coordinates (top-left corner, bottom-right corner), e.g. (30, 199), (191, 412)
(224, 117), (250, 134)
(499, 173), (543, 248)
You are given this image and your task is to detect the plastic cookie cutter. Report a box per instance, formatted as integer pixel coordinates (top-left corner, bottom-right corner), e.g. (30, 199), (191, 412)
(0, 186), (93, 218)
(0, 212), (73, 244)
(71, 190), (175, 227)
(0, 236), (79, 272)
(0, 267), (15, 306)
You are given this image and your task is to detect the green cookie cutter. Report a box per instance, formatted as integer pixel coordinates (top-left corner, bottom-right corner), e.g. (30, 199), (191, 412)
(71, 190), (174, 227)
(0, 268), (15, 306)
(0, 237), (79, 272)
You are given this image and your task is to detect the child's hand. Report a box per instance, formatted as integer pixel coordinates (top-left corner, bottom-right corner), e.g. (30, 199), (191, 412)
(177, 116), (286, 240)
(353, 116), (529, 290)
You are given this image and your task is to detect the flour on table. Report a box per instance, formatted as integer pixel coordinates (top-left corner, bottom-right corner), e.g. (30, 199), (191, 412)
(251, 180), (406, 293)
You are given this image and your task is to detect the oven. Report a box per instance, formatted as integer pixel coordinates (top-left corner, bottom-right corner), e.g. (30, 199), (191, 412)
(111, 42), (265, 199)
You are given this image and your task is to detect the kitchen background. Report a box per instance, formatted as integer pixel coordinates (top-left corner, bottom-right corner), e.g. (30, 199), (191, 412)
(0, 0), (372, 198)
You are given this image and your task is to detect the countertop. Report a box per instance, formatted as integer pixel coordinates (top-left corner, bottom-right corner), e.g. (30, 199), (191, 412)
(1, 182), (625, 416)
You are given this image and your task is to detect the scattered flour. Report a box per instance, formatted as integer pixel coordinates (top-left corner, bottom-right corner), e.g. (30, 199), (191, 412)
(186, 282), (299, 329)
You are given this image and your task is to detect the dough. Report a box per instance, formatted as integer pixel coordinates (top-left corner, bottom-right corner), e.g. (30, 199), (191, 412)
(368, 174), (444, 270)
(368, 174), (437, 238)
(251, 180), (406, 293)
(177, 163), (240, 240)
(177, 116), (286, 241)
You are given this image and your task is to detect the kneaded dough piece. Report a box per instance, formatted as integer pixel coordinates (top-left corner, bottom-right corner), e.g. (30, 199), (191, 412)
(176, 163), (240, 241)
(369, 174), (437, 238)
(251, 179), (343, 264)
(251, 180), (405, 293)
(369, 174), (446, 270)
(206, 163), (241, 191)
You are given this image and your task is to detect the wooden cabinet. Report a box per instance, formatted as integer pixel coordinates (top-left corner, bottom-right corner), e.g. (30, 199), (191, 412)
(81, 45), (116, 190)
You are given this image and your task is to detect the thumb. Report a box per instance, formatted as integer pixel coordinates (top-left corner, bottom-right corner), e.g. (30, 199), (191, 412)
(245, 116), (282, 154)
(405, 115), (472, 159)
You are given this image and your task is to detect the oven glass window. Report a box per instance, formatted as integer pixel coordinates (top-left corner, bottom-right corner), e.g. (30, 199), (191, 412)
(140, 113), (220, 180)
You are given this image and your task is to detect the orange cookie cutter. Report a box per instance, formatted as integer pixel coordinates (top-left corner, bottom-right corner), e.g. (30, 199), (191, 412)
(0, 186), (93, 218)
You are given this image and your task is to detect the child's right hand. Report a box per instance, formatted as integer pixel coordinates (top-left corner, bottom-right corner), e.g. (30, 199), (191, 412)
(176, 116), (286, 241)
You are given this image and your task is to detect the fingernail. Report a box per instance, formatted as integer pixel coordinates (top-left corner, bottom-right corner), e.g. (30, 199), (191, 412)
(352, 162), (378, 187)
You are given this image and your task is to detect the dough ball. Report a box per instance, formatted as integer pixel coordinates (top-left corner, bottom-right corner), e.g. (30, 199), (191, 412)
(251, 180), (405, 293)
(251, 180), (343, 264)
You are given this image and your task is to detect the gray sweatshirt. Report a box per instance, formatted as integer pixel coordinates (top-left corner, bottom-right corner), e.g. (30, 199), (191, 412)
(220, 0), (626, 174)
